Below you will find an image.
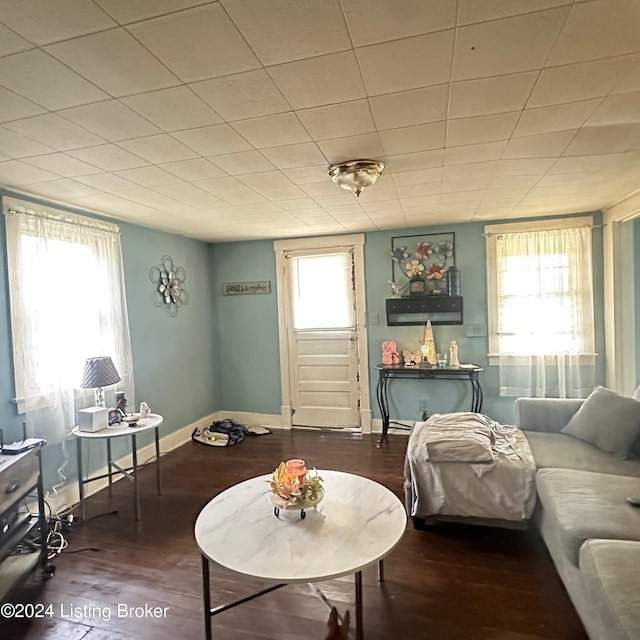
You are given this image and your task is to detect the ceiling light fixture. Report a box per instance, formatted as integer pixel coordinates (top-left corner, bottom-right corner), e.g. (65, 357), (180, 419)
(328, 159), (385, 197)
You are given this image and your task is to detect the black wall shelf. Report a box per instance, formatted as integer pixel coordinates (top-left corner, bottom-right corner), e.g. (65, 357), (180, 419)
(386, 296), (463, 326)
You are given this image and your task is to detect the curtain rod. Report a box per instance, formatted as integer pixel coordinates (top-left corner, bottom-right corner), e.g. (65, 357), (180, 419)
(482, 223), (603, 238)
(4, 207), (120, 235)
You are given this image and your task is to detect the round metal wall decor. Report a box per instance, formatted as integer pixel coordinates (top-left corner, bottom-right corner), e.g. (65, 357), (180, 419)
(149, 255), (189, 316)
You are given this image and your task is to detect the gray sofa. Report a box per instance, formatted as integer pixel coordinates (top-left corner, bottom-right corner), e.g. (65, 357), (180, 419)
(515, 397), (640, 640)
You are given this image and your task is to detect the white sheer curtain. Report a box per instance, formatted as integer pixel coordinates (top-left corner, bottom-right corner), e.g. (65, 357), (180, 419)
(4, 198), (134, 443)
(495, 226), (595, 398)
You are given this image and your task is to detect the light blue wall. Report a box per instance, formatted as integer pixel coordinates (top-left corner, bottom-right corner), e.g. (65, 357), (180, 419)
(209, 240), (281, 414)
(211, 214), (605, 426)
(0, 192), (219, 490)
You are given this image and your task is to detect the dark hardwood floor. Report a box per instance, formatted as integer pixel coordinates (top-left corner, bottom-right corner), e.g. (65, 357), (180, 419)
(1, 429), (587, 640)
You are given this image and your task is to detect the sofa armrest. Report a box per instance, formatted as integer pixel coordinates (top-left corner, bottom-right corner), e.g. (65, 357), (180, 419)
(514, 398), (584, 433)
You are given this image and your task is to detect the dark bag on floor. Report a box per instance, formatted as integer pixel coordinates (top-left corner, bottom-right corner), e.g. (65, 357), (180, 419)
(192, 419), (246, 447)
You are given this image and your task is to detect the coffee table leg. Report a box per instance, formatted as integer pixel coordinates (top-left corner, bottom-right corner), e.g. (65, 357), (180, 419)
(377, 560), (384, 582)
(131, 434), (140, 521)
(355, 570), (363, 640)
(202, 555), (212, 640)
(76, 437), (85, 521)
(154, 426), (162, 496)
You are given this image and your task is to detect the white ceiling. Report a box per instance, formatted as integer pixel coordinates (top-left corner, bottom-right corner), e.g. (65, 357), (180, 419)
(1, 0), (640, 242)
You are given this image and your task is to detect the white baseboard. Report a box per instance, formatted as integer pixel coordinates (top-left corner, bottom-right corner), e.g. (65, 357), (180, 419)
(371, 418), (415, 434)
(45, 412), (217, 516)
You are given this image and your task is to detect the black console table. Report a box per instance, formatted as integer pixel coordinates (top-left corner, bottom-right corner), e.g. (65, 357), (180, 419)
(375, 363), (483, 447)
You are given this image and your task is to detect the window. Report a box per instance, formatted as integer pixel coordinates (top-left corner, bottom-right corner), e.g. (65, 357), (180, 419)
(4, 197), (134, 441)
(485, 217), (595, 398)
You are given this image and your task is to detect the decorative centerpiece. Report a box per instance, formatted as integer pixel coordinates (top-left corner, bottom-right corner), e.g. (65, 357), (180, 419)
(269, 459), (324, 519)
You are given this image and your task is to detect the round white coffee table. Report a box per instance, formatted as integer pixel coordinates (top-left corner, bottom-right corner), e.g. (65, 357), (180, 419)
(195, 470), (406, 640)
(72, 413), (163, 522)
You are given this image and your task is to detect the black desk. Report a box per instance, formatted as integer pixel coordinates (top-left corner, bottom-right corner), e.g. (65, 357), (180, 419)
(375, 363), (483, 447)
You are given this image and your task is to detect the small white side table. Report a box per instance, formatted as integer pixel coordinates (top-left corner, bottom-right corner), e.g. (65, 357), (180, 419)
(72, 413), (163, 522)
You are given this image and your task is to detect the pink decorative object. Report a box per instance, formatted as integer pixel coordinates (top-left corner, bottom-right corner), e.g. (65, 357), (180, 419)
(382, 340), (399, 365)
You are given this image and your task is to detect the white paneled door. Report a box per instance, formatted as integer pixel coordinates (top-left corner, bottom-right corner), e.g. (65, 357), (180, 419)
(284, 249), (361, 428)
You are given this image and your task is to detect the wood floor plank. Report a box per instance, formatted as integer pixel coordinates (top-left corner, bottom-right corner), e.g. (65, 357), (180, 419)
(1, 430), (588, 640)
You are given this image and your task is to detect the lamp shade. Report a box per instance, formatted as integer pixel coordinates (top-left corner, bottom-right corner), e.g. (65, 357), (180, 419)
(80, 356), (121, 389)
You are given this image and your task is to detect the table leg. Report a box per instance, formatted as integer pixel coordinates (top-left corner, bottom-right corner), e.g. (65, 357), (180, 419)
(376, 373), (390, 448)
(76, 437), (85, 521)
(202, 555), (212, 640)
(106, 438), (113, 496)
(154, 426), (162, 496)
(377, 560), (384, 582)
(355, 570), (363, 640)
(131, 434), (140, 521)
(470, 375), (483, 413)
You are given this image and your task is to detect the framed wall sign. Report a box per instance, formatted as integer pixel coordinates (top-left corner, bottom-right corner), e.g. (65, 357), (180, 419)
(222, 281), (272, 295)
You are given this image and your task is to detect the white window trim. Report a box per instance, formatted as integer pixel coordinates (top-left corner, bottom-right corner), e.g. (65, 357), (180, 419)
(485, 216), (593, 366)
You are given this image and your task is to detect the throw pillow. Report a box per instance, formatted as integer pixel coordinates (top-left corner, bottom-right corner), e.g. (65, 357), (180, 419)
(562, 386), (640, 459)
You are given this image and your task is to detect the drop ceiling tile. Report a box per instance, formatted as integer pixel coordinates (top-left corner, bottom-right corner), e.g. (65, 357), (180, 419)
(502, 130), (577, 159)
(385, 149), (444, 172)
(0, 126), (54, 157)
(563, 124), (640, 156)
(173, 125), (252, 157)
(452, 8), (569, 81)
(514, 99), (601, 137)
(0, 160), (59, 185)
(196, 177), (267, 204)
(446, 112), (519, 147)
(369, 85), (449, 131)
(586, 91), (640, 126)
(0, 87), (46, 123)
(160, 158), (226, 181)
(237, 171), (294, 191)
(444, 141), (506, 165)
(68, 144), (149, 170)
(59, 100), (162, 141)
(94, 0), (205, 24)
(314, 194), (359, 208)
(494, 158), (557, 175)
(282, 165), (328, 184)
(154, 182), (228, 209)
(127, 4), (260, 82)
(549, 152), (640, 174)
(0, 24), (32, 56)
(297, 101), (375, 141)
(0, 50), (109, 110)
(1, 0), (116, 45)
(268, 51), (366, 109)
(300, 181), (343, 197)
(190, 70), (290, 122)
(356, 31), (454, 96)
(343, 0), (456, 46)
(612, 57), (640, 94)
(22, 153), (101, 177)
(548, 0), (640, 66)
(4, 114), (105, 151)
(27, 178), (104, 199)
(118, 187), (181, 212)
(380, 122), (446, 155)
(221, 0), (351, 66)
(259, 185), (308, 201)
(230, 113), (310, 149)
(278, 198), (321, 211)
(121, 86), (222, 132)
(457, 0), (571, 25)
(449, 72), (538, 118)
(114, 166), (182, 187)
(118, 134), (198, 163)
(209, 151), (275, 175)
(75, 172), (138, 191)
(397, 182), (443, 199)
(45, 28), (180, 97)
(317, 133), (383, 165)
(528, 56), (638, 107)
(261, 142), (327, 169)
(392, 167), (442, 186)
(486, 174), (540, 190)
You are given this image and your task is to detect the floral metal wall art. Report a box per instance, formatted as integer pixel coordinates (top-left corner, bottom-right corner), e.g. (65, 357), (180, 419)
(149, 255), (189, 316)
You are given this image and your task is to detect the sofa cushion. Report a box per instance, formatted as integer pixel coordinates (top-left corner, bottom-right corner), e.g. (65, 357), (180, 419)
(535, 469), (640, 565)
(524, 431), (640, 477)
(579, 539), (640, 640)
(562, 386), (640, 458)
